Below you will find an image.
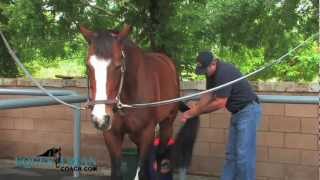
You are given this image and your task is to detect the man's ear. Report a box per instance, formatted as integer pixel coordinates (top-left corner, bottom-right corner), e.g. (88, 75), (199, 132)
(79, 26), (96, 43)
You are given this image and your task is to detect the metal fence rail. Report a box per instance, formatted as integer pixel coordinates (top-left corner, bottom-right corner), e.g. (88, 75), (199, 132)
(258, 95), (318, 104)
(0, 88), (318, 178)
(183, 89), (318, 104)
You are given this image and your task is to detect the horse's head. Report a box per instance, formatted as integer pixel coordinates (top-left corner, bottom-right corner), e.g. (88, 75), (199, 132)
(80, 25), (132, 130)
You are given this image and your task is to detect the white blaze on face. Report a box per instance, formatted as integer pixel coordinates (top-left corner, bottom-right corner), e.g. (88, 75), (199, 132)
(89, 55), (111, 124)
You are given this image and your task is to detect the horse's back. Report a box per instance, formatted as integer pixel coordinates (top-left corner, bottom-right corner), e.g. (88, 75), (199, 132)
(145, 53), (178, 78)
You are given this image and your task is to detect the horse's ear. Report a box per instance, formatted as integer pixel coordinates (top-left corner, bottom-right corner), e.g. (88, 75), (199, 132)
(118, 24), (132, 41)
(80, 26), (96, 43)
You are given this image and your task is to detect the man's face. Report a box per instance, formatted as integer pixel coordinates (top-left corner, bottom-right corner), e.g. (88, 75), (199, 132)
(207, 63), (217, 76)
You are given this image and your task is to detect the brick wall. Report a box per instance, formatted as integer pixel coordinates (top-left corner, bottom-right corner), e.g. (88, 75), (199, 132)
(0, 78), (318, 180)
(180, 103), (318, 180)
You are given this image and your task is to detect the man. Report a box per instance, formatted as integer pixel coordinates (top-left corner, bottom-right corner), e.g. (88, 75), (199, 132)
(180, 51), (262, 180)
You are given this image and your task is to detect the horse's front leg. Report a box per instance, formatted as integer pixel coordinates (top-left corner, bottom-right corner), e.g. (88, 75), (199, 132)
(134, 125), (155, 180)
(103, 131), (124, 180)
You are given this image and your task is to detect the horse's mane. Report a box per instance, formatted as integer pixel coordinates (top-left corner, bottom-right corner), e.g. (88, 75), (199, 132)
(93, 30), (136, 58)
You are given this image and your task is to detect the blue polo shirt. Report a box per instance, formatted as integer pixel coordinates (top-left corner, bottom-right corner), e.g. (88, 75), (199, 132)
(206, 60), (259, 114)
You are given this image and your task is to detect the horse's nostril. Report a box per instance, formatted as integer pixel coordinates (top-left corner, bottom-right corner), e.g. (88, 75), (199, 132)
(104, 115), (110, 122)
(103, 115), (112, 130)
(90, 114), (112, 130)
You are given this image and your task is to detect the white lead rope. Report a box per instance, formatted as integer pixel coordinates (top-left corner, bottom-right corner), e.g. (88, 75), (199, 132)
(0, 31), (85, 110)
(120, 33), (318, 108)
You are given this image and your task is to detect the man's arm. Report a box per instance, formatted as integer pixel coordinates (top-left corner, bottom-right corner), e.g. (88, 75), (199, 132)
(194, 93), (214, 113)
(185, 93), (227, 117)
(199, 96), (227, 114)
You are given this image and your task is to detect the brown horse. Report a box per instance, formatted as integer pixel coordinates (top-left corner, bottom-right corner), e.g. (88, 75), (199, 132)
(80, 25), (199, 180)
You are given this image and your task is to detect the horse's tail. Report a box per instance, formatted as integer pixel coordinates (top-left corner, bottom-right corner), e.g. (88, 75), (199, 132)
(172, 102), (200, 172)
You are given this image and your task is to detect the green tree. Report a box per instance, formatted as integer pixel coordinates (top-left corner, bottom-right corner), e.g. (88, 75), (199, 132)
(0, 0), (318, 81)
(0, 0), (19, 77)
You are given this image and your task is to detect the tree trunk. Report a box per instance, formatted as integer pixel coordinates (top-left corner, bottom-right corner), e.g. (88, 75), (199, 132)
(148, 0), (160, 51)
(0, 40), (19, 77)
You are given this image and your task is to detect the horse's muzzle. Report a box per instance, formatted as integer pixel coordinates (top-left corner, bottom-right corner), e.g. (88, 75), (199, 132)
(91, 115), (112, 130)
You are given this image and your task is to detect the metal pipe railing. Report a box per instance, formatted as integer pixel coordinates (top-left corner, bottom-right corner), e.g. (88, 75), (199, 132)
(0, 88), (78, 96)
(0, 95), (86, 109)
(258, 95), (318, 104)
(183, 89), (318, 105)
(0, 88), (318, 178)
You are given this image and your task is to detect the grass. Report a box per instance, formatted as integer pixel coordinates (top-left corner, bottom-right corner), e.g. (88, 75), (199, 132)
(24, 57), (87, 79)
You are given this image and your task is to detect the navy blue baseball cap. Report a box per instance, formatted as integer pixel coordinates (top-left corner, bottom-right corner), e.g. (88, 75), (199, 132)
(195, 51), (216, 75)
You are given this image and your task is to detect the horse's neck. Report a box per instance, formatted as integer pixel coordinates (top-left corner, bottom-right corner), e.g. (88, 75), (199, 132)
(122, 47), (146, 102)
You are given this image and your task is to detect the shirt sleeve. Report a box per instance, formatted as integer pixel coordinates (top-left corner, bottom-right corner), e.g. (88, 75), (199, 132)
(206, 77), (218, 96)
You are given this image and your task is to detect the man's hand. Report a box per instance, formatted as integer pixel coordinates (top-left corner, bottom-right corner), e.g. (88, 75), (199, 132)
(179, 96), (227, 123)
(187, 101), (198, 109)
(180, 111), (192, 123)
(180, 102), (199, 123)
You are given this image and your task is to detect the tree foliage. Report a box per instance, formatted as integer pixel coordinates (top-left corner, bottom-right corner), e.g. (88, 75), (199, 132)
(0, 0), (318, 81)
